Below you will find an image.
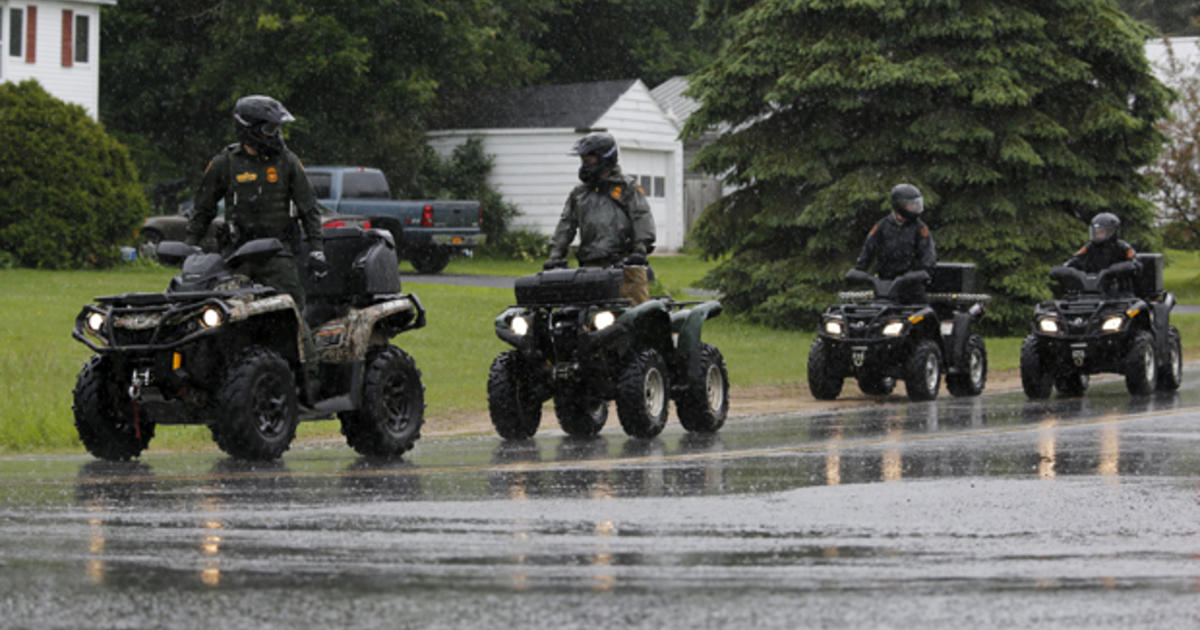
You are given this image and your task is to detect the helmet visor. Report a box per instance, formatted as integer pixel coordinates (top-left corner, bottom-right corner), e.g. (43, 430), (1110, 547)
(1090, 222), (1111, 244)
(259, 122), (283, 136)
(900, 196), (923, 217)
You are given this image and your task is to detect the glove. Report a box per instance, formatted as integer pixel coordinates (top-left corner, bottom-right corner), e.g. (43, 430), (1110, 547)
(308, 251), (329, 281)
(543, 258), (568, 270)
(624, 253), (648, 266)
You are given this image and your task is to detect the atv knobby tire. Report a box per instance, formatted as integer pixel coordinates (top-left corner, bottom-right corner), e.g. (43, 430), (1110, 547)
(211, 346), (298, 461)
(1157, 326), (1183, 392)
(904, 339), (942, 401)
(616, 348), (670, 438)
(73, 355), (155, 461)
(487, 351), (543, 440)
(339, 346), (425, 457)
(675, 343), (729, 433)
(946, 334), (987, 397)
(806, 337), (844, 401)
(1020, 334), (1053, 399)
(554, 389), (608, 437)
(1124, 330), (1156, 396)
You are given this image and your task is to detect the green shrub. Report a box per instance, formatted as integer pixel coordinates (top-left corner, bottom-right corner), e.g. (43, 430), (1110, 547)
(0, 80), (149, 269)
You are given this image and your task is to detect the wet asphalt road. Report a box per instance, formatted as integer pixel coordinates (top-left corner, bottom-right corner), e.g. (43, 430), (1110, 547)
(2, 376), (1200, 629)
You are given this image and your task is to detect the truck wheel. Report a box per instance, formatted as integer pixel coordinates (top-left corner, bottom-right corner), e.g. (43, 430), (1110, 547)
(946, 334), (988, 397)
(857, 368), (896, 396)
(1157, 326), (1183, 391)
(1124, 330), (1156, 396)
(411, 246), (451, 274)
(554, 390), (608, 437)
(904, 339), (942, 401)
(806, 337), (844, 400)
(72, 355), (155, 461)
(1054, 372), (1089, 397)
(211, 346), (298, 461)
(340, 346), (425, 457)
(487, 351), (542, 439)
(616, 348), (671, 438)
(675, 343), (730, 433)
(1020, 334), (1053, 399)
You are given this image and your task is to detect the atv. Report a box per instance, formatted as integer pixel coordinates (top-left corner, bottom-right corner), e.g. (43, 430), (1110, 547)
(72, 227), (427, 461)
(486, 265), (729, 440)
(1019, 253), (1182, 399)
(807, 263), (991, 401)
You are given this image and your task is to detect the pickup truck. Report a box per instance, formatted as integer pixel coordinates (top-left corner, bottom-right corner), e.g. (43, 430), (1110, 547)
(306, 166), (485, 273)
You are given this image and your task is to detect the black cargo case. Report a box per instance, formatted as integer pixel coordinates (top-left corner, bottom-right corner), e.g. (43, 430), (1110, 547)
(514, 267), (623, 306)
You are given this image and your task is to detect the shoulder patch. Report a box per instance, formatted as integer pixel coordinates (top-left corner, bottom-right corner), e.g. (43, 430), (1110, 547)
(920, 226), (930, 238)
(203, 160), (213, 175)
(636, 185), (646, 196)
(1076, 245), (1088, 256)
(868, 225), (879, 236)
(1126, 248), (1135, 259)
(611, 186), (622, 201)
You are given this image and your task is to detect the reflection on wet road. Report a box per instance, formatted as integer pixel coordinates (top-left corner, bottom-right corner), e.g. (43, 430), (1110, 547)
(2, 377), (1199, 628)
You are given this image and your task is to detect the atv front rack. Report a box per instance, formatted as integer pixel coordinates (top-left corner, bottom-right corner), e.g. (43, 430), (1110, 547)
(837, 291), (992, 305)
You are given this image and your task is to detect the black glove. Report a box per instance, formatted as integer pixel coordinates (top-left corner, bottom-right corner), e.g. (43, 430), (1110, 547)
(624, 253), (648, 266)
(543, 258), (568, 270)
(308, 251), (329, 281)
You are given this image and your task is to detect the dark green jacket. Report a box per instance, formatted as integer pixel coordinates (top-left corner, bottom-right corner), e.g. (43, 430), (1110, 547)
(187, 144), (323, 255)
(548, 167), (656, 264)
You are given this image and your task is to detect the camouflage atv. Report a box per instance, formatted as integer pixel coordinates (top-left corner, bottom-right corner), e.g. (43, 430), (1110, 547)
(487, 265), (729, 440)
(72, 227), (426, 461)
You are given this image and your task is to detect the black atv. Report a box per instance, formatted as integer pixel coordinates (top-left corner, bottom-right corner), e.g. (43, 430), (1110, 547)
(486, 266), (729, 440)
(72, 227), (427, 461)
(1020, 254), (1182, 398)
(807, 263), (991, 401)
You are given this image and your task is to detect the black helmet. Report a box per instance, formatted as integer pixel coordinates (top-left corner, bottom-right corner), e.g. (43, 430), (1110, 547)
(890, 183), (924, 220)
(1089, 212), (1120, 245)
(233, 95), (294, 155)
(572, 132), (618, 185)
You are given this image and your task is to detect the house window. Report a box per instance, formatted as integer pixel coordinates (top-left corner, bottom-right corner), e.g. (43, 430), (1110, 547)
(654, 176), (665, 198)
(640, 175), (652, 195)
(74, 14), (88, 63)
(8, 8), (21, 58)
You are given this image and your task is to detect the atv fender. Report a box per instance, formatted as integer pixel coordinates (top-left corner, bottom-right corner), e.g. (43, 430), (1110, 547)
(314, 295), (425, 363)
(617, 299), (672, 358)
(947, 311), (972, 373)
(670, 300), (723, 365)
(228, 294), (307, 362)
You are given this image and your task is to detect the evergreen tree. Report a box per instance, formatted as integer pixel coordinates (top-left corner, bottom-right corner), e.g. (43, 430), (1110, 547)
(684, 0), (1172, 332)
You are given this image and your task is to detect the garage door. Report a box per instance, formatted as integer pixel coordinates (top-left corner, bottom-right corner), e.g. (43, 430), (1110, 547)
(619, 149), (671, 247)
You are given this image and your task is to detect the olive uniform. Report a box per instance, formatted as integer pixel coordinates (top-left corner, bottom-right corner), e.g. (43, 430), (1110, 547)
(854, 213), (937, 280)
(548, 166), (656, 303)
(187, 143), (324, 310)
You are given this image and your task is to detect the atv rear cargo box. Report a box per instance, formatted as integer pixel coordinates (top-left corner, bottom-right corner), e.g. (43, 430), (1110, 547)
(1134, 253), (1163, 298)
(514, 268), (624, 306)
(307, 227), (402, 300)
(930, 263), (976, 293)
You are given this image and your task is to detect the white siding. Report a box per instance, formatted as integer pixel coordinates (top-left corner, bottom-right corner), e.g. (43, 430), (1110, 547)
(0, 1), (106, 118)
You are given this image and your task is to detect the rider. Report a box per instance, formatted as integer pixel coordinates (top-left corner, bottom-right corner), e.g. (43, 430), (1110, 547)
(854, 183), (937, 281)
(544, 132), (657, 305)
(1064, 212), (1141, 293)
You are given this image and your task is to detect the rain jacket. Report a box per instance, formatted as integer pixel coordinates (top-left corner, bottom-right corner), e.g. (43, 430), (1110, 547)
(1065, 239), (1140, 274)
(855, 213), (937, 280)
(548, 167), (656, 264)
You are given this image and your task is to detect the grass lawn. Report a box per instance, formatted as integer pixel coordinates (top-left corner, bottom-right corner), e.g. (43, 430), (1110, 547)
(3, 248), (1200, 454)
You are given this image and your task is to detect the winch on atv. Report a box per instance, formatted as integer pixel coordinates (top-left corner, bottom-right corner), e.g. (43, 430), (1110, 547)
(71, 227), (427, 461)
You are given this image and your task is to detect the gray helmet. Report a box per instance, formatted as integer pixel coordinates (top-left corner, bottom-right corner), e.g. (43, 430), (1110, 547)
(233, 95), (294, 155)
(1089, 212), (1120, 245)
(890, 183), (924, 220)
(572, 132), (618, 185)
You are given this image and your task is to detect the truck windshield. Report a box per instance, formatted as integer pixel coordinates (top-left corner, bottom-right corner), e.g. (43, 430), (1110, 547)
(343, 171), (391, 199)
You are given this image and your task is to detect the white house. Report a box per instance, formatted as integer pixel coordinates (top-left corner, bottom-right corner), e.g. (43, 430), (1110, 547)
(427, 79), (687, 250)
(0, 0), (112, 118)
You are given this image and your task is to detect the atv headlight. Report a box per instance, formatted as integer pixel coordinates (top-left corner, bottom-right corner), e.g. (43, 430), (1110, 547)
(823, 319), (844, 338)
(1101, 315), (1125, 332)
(1038, 318), (1060, 334)
(510, 315), (530, 336)
(882, 320), (905, 337)
(86, 312), (106, 333)
(592, 310), (616, 331)
(199, 306), (224, 329)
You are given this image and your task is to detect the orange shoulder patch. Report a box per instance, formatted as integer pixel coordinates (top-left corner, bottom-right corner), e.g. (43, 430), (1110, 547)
(1075, 245), (1088, 256)
(203, 160), (213, 174)
(611, 186), (623, 200)
(868, 225), (879, 236)
(636, 185), (646, 195)
(920, 226), (930, 238)
(1126, 248), (1135, 259)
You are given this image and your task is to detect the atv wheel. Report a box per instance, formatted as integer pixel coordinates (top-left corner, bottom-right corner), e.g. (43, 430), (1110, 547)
(1124, 330), (1156, 396)
(806, 337), (844, 400)
(904, 340), (942, 401)
(211, 346), (298, 461)
(1157, 326), (1183, 392)
(554, 389), (608, 437)
(616, 348), (671, 438)
(339, 346), (425, 457)
(946, 334), (988, 397)
(72, 355), (155, 461)
(1054, 372), (1089, 397)
(487, 351), (543, 439)
(857, 368), (896, 396)
(1020, 334), (1053, 399)
(675, 343), (729, 433)
(411, 246), (451, 274)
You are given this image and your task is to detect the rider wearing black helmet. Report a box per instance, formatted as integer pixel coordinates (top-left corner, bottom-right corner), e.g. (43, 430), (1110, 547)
(545, 131), (657, 304)
(854, 183), (938, 281)
(1064, 212), (1140, 275)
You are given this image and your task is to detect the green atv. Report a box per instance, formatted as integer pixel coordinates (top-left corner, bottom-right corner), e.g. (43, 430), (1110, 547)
(72, 227), (426, 461)
(487, 265), (729, 440)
